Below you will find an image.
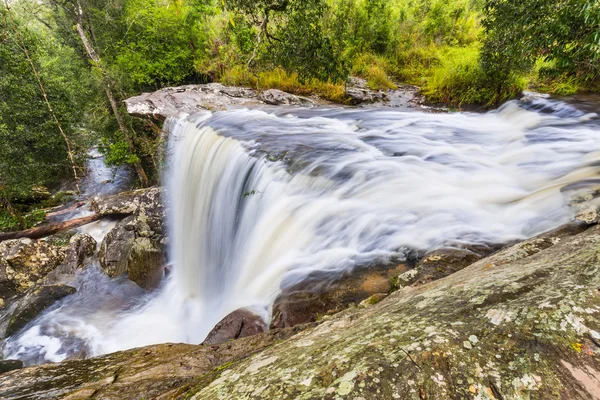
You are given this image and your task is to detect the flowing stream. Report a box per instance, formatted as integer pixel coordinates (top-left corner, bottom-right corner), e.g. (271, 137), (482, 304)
(3, 96), (600, 365)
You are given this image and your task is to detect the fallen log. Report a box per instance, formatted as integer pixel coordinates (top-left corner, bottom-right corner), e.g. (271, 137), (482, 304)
(0, 214), (103, 242)
(44, 201), (87, 219)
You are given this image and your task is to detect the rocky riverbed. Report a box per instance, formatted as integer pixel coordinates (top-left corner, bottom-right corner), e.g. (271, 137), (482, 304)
(0, 197), (599, 398)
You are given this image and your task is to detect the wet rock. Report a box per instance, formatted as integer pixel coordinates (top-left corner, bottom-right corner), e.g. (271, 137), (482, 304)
(0, 360), (23, 374)
(203, 309), (268, 345)
(271, 262), (407, 329)
(257, 89), (315, 106)
(0, 239), (65, 298)
(5, 284), (76, 337)
(395, 248), (482, 288)
(98, 216), (166, 290)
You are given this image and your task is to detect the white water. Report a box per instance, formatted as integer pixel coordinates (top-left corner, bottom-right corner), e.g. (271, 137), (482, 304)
(4, 98), (600, 365)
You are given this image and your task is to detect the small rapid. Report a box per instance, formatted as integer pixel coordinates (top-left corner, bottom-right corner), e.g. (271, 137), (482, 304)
(4, 97), (600, 365)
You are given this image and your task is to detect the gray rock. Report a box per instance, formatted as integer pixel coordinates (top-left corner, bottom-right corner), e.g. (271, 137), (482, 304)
(345, 87), (386, 105)
(5, 284), (76, 337)
(98, 215), (166, 290)
(257, 89), (315, 106)
(124, 83), (259, 119)
(55, 233), (96, 275)
(203, 309), (268, 345)
(91, 187), (165, 235)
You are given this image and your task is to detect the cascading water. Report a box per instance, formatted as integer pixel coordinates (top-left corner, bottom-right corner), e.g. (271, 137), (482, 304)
(3, 96), (600, 365)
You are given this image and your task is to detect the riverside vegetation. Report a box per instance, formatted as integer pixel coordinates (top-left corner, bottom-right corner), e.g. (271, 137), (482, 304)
(1, 0), (599, 226)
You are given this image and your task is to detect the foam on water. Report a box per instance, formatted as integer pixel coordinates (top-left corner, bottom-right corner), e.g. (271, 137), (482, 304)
(3, 98), (599, 364)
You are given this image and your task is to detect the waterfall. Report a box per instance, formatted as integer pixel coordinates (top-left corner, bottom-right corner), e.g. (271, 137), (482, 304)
(4, 98), (600, 364)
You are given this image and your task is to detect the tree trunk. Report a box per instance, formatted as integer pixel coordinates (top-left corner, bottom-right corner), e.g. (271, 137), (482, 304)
(74, 1), (149, 187)
(0, 214), (103, 242)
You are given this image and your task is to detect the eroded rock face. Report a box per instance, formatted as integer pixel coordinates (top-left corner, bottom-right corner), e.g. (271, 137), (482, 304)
(54, 234), (96, 275)
(5, 284), (76, 337)
(203, 309), (268, 345)
(0, 239), (65, 299)
(271, 262), (407, 329)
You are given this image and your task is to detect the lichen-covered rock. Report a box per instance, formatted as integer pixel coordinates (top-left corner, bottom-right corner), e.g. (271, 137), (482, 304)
(125, 83), (260, 119)
(98, 216), (166, 290)
(0, 324), (314, 399)
(0, 239), (65, 298)
(271, 262), (407, 329)
(203, 309), (268, 345)
(91, 187), (165, 234)
(2, 222), (600, 399)
(257, 89), (315, 106)
(5, 284), (76, 337)
(395, 248), (482, 288)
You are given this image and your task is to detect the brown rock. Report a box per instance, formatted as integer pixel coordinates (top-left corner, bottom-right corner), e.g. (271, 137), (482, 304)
(271, 262), (407, 329)
(203, 309), (268, 345)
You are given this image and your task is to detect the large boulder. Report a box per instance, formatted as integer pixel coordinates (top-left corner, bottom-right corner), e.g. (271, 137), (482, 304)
(4, 284), (76, 338)
(1, 222), (600, 399)
(98, 215), (166, 290)
(203, 309), (268, 345)
(271, 262), (407, 329)
(0, 239), (65, 299)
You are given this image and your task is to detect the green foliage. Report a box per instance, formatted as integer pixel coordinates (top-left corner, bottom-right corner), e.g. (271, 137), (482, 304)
(0, 7), (87, 201)
(0, 208), (46, 232)
(225, 0), (348, 83)
(423, 46), (525, 107)
(482, 0), (600, 91)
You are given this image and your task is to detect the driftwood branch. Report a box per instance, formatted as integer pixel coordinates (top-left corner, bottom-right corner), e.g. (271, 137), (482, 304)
(44, 201), (87, 219)
(0, 214), (103, 242)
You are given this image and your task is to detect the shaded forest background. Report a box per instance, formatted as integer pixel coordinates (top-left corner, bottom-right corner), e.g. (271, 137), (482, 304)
(1, 0), (599, 230)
